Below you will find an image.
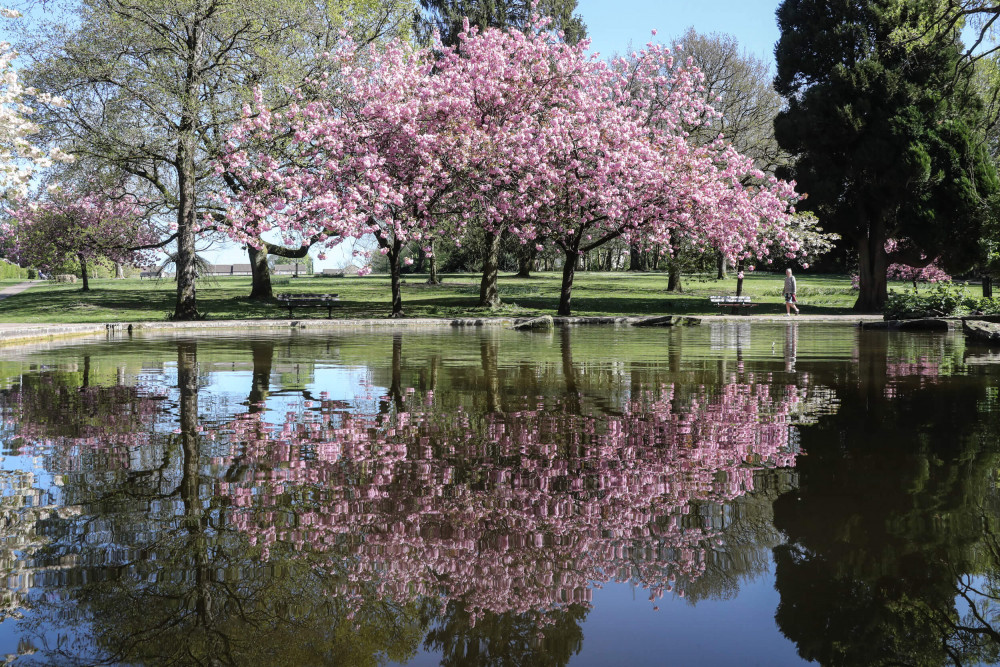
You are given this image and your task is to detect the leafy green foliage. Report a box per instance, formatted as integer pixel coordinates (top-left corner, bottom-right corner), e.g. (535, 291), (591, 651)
(414, 0), (586, 46)
(882, 281), (1000, 318)
(774, 0), (999, 311)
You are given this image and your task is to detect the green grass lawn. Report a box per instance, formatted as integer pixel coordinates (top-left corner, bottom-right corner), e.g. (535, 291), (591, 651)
(0, 271), (867, 323)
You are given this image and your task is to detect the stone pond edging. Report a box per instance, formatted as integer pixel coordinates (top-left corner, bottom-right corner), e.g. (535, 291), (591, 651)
(0, 313), (886, 347)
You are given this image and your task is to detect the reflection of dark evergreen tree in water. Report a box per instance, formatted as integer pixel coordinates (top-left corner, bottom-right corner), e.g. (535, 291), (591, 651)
(773, 332), (1000, 665)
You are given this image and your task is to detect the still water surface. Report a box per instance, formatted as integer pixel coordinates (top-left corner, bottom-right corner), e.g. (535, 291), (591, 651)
(0, 323), (992, 666)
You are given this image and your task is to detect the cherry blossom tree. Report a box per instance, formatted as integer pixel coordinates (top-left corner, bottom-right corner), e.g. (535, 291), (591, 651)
(220, 20), (810, 316)
(5, 188), (158, 290)
(219, 40), (478, 317)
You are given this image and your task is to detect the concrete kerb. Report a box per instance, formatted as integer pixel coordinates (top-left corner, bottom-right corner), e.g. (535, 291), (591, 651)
(0, 313), (887, 347)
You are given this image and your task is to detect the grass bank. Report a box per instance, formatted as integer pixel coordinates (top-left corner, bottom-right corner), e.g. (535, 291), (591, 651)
(0, 271), (867, 323)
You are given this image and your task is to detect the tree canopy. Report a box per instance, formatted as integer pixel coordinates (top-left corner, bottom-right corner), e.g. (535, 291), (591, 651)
(774, 0), (999, 311)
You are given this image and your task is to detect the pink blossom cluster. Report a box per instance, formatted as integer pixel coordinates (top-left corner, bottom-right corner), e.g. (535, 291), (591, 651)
(215, 381), (801, 622)
(3, 188), (158, 272)
(850, 239), (950, 289)
(217, 19), (806, 313)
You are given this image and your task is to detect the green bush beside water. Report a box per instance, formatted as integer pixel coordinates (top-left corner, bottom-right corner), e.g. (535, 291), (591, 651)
(884, 282), (1000, 319)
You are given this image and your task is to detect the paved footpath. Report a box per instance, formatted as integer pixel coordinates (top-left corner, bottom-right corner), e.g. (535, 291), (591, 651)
(0, 280), (39, 301)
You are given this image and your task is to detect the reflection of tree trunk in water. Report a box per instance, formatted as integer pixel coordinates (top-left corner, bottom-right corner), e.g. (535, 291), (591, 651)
(387, 334), (404, 412)
(82, 355), (91, 389)
(560, 327), (581, 414)
(177, 341), (215, 627)
(856, 330), (889, 405)
(418, 355), (440, 393)
(248, 341), (274, 413)
(178, 342), (201, 531)
(480, 335), (501, 413)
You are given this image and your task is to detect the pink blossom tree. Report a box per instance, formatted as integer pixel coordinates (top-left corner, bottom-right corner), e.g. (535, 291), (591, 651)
(5, 188), (158, 290)
(218, 39), (482, 317)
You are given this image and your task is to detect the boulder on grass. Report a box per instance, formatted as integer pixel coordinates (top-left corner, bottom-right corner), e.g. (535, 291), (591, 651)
(963, 319), (1000, 344)
(512, 315), (554, 331)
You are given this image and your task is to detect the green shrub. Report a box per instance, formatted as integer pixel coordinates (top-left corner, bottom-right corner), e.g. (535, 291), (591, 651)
(884, 282), (993, 319)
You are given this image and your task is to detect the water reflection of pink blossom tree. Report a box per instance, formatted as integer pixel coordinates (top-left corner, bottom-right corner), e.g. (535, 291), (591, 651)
(217, 381), (802, 623)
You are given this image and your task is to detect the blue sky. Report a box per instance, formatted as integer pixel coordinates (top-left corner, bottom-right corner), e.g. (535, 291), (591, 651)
(576, 0), (782, 62)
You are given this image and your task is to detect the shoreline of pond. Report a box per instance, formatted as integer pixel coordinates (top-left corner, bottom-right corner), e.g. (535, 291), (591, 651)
(0, 313), (887, 347)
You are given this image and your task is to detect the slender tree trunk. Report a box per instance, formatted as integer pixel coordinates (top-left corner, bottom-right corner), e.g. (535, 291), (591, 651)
(854, 217), (889, 312)
(736, 260), (745, 297)
(479, 230), (503, 308)
(427, 239), (440, 285)
(984, 275), (993, 299)
(388, 238), (404, 317)
(629, 244), (647, 272)
(716, 253), (727, 280)
(115, 261), (125, 279)
(558, 246), (580, 316)
(516, 244), (536, 278)
(78, 253), (90, 292)
(248, 245), (272, 300)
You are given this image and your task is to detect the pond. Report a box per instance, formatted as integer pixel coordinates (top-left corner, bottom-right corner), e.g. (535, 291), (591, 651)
(0, 322), (994, 666)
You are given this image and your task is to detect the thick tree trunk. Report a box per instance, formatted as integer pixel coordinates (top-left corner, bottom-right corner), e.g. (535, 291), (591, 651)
(172, 19), (204, 321)
(558, 247), (580, 316)
(387, 238), (404, 317)
(115, 261), (125, 279)
(248, 245), (272, 300)
(854, 224), (889, 312)
(479, 230), (503, 308)
(414, 244), (427, 274)
(629, 244), (647, 272)
(78, 253), (90, 292)
(736, 260), (745, 297)
(667, 258), (683, 293)
(716, 253), (727, 280)
(984, 275), (993, 299)
(516, 244), (536, 278)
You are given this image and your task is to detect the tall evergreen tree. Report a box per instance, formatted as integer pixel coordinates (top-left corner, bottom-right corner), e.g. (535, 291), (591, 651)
(415, 0), (585, 48)
(773, 0), (998, 311)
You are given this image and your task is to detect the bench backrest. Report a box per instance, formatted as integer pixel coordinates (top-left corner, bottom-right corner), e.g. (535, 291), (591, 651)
(709, 295), (752, 304)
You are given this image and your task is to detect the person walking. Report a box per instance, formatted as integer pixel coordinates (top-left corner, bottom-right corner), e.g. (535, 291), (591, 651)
(784, 268), (800, 316)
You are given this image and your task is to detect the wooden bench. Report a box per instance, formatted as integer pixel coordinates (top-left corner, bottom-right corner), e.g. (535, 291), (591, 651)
(276, 293), (340, 318)
(710, 295), (755, 314)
